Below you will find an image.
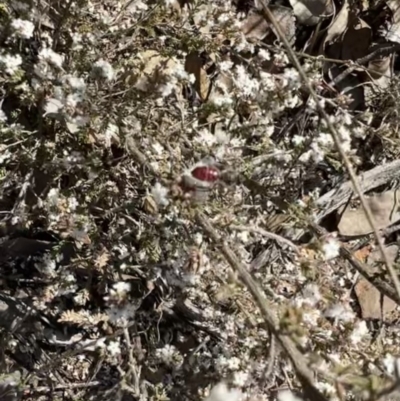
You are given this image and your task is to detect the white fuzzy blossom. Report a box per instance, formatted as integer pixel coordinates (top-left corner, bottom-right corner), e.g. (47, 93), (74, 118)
(156, 344), (178, 366)
(0, 54), (22, 75)
(322, 238), (340, 260)
(205, 382), (242, 401)
(151, 182), (169, 206)
(277, 390), (303, 401)
(107, 340), (121, 356)
(11, 18), (35, 39)
(324, 304), (355, 323)
(93, 59), (114, 81)
(39, 48), (64, 68)
(383, 354), (400, 376)
(350, 321), (369, 345)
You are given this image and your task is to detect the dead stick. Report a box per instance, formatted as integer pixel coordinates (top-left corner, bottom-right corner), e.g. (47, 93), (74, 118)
(196, 212), (329, 401)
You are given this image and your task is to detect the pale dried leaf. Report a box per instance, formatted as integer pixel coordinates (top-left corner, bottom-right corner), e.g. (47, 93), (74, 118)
(355, 277), (398, 322)
(321, 0), (349, 51)
(386, 0), (400, 44)
(289, 0), (333, 26)
(338, 190), (400, 236)
(269, 6), (296, 44)
(185, 53), (211, 101)
(355, 244), (399, 323)
(240, 10), (270, 41)
(131, 50), (178, 91)
(192, 5), (211, 34)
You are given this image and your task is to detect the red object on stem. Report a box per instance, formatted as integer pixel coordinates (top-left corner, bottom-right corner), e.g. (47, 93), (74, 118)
(191, 166), (220, 183)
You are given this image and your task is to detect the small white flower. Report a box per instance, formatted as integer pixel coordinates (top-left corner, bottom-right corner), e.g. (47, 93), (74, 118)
(107, 340), (121, 356)
(156, 344), (177, 365)
(302, 284), (321, 307)
(112, 281), (131, 295)
(0, 54), (22, 75)
(151, 182), (169, 207)
(0, 109), (7, 122)
(11, 18), (35, 39)
(35, 253), (57, 276)
(226, 356), (241, 371)
(205, 382), (242, 401)
(324, 304), (355, 323)
(350, 320), (369, 344)
(232, 371), (248, 387)
(292, 135), (305, 146)
(195, 128), (218, 147)
(47, 188), (60, 207)
(39, 48), (64, 68)
(322, 238), (340, 260)
(219, 60), (233, 72)
(93, 59), (114, 81)
(258, 48), (271, 60)
(277, 390), (303, 401)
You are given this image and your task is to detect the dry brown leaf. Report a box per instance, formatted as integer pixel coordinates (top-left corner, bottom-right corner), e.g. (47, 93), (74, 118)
(341, 18), (372, 62)
(269, 6), (296, 44)
(289, 0), (333, 26)
(241, 6), (295, 44)
(368, 243), (399, 266)
(386, 0), (400, 43)
(338, 190), (400, 236)
(240, 10), (270, 41)
(321, 0), (349, 52)
(130, 50), (178, 91)
(185, 53), (211, 101)
(354, 245), (372, 262)
(355, 243), (399, 322)
(355, 277), (398, 322)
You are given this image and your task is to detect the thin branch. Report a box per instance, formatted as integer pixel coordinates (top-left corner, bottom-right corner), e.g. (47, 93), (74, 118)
(196, 212), (330, 401)
(259, 0), (400, 304)
(231, 225), (300, 254)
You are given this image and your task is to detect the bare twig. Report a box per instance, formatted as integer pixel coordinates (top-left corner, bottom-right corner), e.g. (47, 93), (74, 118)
(196, 212), (329, 401)
(310, 223), (400, 305)
(231, 225), (300, 254)
(259, 0), (400, 303)
(123, 327), (141, 396)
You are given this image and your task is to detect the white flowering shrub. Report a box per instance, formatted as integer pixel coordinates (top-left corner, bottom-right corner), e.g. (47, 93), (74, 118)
(1, 0), (400, 401)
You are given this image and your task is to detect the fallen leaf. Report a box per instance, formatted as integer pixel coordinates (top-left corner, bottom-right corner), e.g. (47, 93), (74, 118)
(368, 244), (399, 266)
(240, 10), (270, 41)
(130, 50), (178, 91)
(385, 0), (400, 43)
(355, 243), (399, 323)
(269, 6), (297, 45)
(355, 277), (398, 322)
(241, 6), (296, 44)
(320, 0), (349, 52)
(354, 245), (372, 262)
(185, 53), (211, 101)
(338, 190), (400, 236)
(289, 0), (333, 26)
